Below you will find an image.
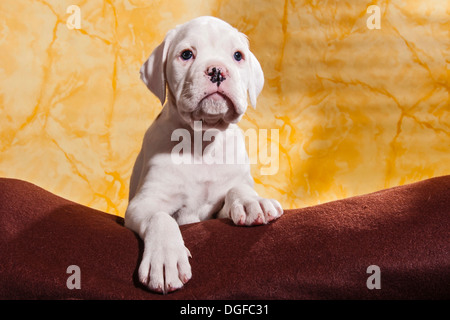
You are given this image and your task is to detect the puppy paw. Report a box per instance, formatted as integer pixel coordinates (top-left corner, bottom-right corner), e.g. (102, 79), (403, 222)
(138, 213), (192, 294)
(230, 196), (283, 226)
(138, 245), (192, 294)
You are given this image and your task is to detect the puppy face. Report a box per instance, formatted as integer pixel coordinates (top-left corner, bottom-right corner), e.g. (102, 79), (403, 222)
(140, 16), (264, 130)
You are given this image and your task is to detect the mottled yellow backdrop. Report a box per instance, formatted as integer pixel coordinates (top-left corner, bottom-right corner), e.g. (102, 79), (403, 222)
(0, 0), (449, 216)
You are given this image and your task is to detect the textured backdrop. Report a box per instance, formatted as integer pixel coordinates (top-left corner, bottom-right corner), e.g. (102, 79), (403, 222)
(0, 0), (449, 216)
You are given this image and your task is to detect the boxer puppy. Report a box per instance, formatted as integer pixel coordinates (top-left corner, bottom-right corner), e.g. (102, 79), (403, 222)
(125, 16), (283, 294)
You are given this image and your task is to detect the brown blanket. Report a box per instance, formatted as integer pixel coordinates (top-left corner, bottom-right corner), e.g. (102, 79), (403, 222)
(0, 176), (449, 299)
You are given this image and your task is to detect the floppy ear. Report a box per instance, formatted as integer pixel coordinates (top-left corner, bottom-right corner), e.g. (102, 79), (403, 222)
(247, 51), (264, 109)
(140, 30), (175, 105)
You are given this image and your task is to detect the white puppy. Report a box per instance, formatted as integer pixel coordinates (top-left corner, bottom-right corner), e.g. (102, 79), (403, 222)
(125, 16), (283, 294)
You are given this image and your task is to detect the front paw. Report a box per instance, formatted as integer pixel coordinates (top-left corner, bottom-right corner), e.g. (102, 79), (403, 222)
(230, 196), (283, 226)
(138, 243), (192, 294)
(138, 213), (192, 294)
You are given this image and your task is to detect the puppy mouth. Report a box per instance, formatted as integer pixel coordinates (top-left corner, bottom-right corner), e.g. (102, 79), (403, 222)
(200, 92), (232, 110)
(204, 92), (228, 101)
(192, 92), (236, 127)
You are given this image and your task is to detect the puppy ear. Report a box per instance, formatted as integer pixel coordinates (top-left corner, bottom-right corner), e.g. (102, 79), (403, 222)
(247, 51), (264, 109)
(140, 30), (175, 105)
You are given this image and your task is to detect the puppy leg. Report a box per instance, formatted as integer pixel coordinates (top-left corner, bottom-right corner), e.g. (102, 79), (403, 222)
(125, 203), (192, 293)
(218, 184), (283, 226)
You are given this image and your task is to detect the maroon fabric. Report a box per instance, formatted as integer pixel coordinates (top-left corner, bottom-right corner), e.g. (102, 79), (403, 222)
(0, 176), (449, 299)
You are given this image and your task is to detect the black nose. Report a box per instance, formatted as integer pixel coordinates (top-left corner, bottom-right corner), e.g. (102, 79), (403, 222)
(207, 67), (226, 86)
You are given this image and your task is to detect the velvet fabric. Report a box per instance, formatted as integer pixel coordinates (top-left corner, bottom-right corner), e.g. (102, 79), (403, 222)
(0, 176), (449, 299)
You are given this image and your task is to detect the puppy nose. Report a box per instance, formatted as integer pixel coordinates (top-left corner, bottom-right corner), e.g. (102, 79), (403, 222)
(206, 66), (227, 86)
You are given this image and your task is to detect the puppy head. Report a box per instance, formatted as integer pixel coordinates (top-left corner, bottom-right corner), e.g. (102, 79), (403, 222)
(140, 16), (264, 130)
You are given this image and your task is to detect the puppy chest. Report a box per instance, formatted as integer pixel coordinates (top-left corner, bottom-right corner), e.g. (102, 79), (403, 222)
(174, 178), (226, 221)
(195, 180), (225, 210)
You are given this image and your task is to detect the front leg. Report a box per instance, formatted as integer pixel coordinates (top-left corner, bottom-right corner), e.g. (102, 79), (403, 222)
(136, 212), (192, 293)
(125, 196), (192, 294)
(218, 184), (284, 226)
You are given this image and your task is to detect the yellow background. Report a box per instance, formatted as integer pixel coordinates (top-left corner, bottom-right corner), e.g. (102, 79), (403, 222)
(0, 0), (449, 217)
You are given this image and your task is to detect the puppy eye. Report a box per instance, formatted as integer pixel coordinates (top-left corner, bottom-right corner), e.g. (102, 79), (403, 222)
(233, 51), (243, 62)
(181, 50), (193, 61)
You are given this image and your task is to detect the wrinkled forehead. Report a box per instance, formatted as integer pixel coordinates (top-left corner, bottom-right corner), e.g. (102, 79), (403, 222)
(171, 18), (249, 53)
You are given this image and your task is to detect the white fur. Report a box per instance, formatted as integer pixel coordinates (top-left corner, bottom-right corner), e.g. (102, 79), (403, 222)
(125, 16), (283, 294)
